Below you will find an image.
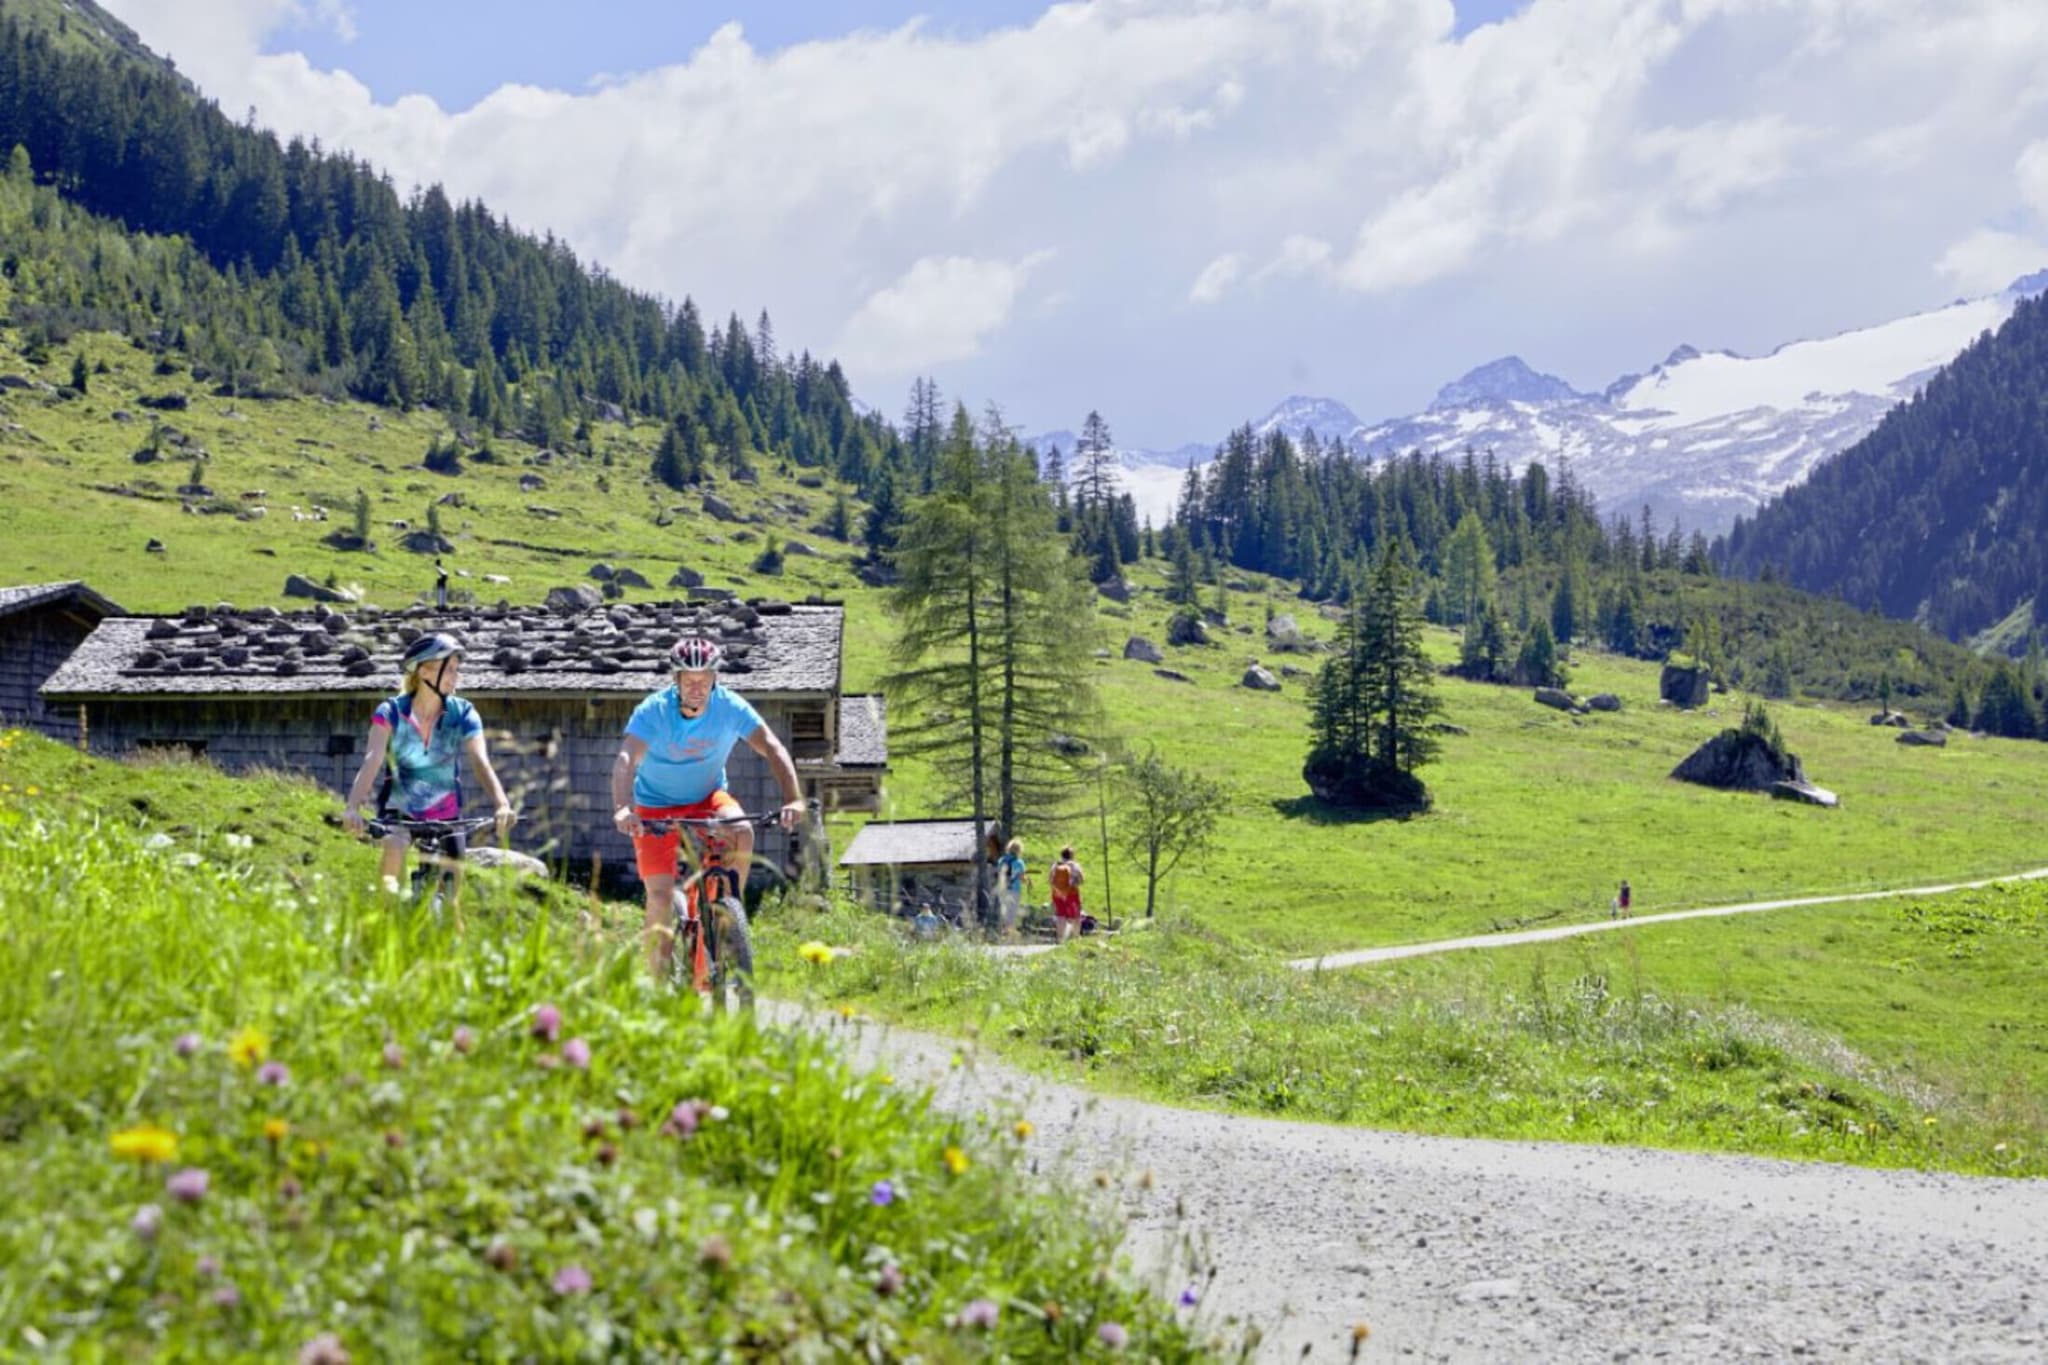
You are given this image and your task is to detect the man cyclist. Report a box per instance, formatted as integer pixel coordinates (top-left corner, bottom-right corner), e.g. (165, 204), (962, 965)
(612, 635), (806, 981)
(342, 632), (515, 902)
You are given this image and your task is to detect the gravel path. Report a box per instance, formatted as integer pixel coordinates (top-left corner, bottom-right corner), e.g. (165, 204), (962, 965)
(780, 1006), (2048, 1363)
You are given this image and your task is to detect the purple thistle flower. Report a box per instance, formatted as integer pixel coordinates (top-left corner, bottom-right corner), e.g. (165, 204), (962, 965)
(660, 1098), (710, 1138)
(452, 1025), (475, 1054)
(256, 1061), (289, 1088)
(552, 1264), (592, 1295)
(173, 1032), (201, 1058)
(131, 1203), (163, 1242)
(381, 1042), (404, 1070)
(958, 1298), (1000, 1330)
(166, 1167), (209, 1203)
(875, 1262), (904, 1297)
(211, 1283), (241, 1310)
(562, 1037), (591, 1070)
(1097, 1321), (1129, 1349)
(870, 1179), (896, 1206)
(196, 1255), (220, 1278)
(531, 1003), (562, 1043)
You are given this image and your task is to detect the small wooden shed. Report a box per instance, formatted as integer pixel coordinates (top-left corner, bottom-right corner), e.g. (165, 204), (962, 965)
(0, 581), (124, 742)
(837, 818), (987, 916)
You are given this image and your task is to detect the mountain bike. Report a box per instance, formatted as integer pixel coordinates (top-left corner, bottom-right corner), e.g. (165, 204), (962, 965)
(638, 805), (813, 1012)
(364, 814), (503, 914)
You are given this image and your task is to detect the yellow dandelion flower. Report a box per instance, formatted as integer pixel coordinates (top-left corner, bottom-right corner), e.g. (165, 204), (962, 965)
(837, 1004), (859, 1019)
(875, 1072), (894, 1087)
(1923, 1116), (1938, 1127)
(1012, 1120), (1035, 1141)
(263, 1118), (290, 1143)
(23, 785), (39, 797)
(798, 941), (837, 966)
(942, 1145), (970, 1175)
(228, 1027), (270, 1069)
(110, 1124), (179, 1164)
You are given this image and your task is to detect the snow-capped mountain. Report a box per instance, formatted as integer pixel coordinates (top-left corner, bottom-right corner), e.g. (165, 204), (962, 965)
(1075, 271), (2048, 535)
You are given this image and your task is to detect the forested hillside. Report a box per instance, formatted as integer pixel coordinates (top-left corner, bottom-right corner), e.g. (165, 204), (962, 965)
(0, 3), (898, 489)
(1720, 289), (2048, 642)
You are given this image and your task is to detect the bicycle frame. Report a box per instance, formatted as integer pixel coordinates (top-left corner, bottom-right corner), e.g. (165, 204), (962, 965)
(638, 812), (774, 996)
(363, 814), (499, 910)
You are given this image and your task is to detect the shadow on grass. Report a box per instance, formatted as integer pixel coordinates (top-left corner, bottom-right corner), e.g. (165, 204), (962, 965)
(1269, 794), (1427, 827)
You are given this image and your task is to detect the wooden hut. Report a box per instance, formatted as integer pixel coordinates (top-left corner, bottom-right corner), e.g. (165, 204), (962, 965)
(0, 581), (124, 742)
(41, 595), (883, 881)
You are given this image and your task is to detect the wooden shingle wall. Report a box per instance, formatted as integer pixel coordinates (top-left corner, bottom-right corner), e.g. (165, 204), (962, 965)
(1, 609), (107, 742)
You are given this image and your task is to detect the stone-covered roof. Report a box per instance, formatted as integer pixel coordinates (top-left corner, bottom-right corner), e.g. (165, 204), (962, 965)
(837, 694), (887, 768)
(43, 599), (843, 700)
(838, 819), (981, 868)
(0, 581), (124, 623)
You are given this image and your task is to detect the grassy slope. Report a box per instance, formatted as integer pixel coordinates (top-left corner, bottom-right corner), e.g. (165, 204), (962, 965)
(10, 327), (2048, 956)
(0, 729), (1212, 1358)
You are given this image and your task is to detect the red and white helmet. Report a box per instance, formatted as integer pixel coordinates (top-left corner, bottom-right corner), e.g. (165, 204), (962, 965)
(669, 635), (724, 672)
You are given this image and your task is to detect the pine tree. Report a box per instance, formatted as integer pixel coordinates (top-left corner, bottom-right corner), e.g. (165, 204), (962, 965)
(1305, 542), (1440, 808)
(1514, 619), (1566, 688)
(353, 488), (371, 544)
(70, 350), (88, 394)
(1074, 410), (1117, 510)
(827, 490), (851, 542)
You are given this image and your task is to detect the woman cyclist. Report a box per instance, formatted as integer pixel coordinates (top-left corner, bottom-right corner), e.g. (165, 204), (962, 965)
(343, 632), (515, 899)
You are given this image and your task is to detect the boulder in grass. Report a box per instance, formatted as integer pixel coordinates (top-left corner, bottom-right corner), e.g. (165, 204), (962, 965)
(1534, 687), (1580, 713)
(1153, 668), (1194, 684)
(1870, 710), (1911, 728)
(1166, 612), (1210, 647)
(545, 584), (603, 613)
(283, 574), (356, 604)
(1659, 663), (1710, 708)
(1097, 575), (1131, 604)
(1672, 729), (1804, 792)
(1587, 693), (1622, 712)
(1123, 636), (1163, 664)
(1241, 664), (1282, 692)
(1266, 614), (1307, 652)
(611, 567), (652, 589)
(1897, 728), (1947, 747)
(668, 565), (705, 589)
(1771, 780), (1839, 808)
(784, 539), (821, 558)
(703, 493), (740, 522)
(467, 846), (549, 878)
(588, 563), (615, 582)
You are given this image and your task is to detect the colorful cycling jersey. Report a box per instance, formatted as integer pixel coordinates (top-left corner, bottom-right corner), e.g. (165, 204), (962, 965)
(370, 693), (482, 819)
(625, 684), (762, 807)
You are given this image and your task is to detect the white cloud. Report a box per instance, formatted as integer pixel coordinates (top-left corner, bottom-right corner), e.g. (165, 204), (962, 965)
(1188, 253), (1244, 305)
(93, 0), (2048, 445)
(2019, 140), (2048, 220)
(834, 252), (1052, 379)
(1934, 228), (2048, 295)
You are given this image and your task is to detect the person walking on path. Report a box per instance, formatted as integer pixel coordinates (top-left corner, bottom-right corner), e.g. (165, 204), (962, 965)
(1611, 879), (1633, 920)
(1050, 846), (1085, 944)
(434, 558), (450, 610)
(995, 838), (1032, 938)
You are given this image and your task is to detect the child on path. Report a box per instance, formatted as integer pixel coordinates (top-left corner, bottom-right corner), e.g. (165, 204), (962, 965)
(995, 838), (1031, 938)
(1610, 879), (1632, 920)
(1049, 846), (1084, 944)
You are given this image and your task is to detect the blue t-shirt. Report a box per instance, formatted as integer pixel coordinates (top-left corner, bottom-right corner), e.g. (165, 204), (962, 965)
(625, 684), (764, 807)
(372, 694), (482, 819)
(996, 852), (1025, 893)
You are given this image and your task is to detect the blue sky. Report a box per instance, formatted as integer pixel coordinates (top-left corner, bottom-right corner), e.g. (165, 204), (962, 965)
(105, 0), (2048, 456)
(270, 1), (1532, 110)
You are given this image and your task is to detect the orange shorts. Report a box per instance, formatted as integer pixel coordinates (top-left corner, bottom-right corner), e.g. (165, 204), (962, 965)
(632, 792), (743, 881)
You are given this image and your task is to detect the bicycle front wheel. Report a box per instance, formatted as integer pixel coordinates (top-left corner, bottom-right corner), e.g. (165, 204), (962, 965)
(708, 897), (754, 1014)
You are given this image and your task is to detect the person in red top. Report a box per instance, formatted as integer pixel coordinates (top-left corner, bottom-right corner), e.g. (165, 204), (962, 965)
(1049, 846), (1084, 944)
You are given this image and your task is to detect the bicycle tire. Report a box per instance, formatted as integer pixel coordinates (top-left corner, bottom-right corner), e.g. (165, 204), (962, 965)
(708, 897), (754, 1014)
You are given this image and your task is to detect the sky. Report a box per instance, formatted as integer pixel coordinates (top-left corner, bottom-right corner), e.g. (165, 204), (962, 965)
(99, 0), (2048, 450)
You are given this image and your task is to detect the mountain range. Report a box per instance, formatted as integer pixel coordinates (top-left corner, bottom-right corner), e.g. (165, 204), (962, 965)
(1041, 272), (2048, 534)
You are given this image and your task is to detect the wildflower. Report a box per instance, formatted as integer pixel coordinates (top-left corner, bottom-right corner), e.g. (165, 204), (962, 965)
(1924, 1116), (1938, 1127)
(1097, 1322), (1129, 1349)
(661, 1099), (710, 1137)
(256, 1061), (289, 1088)
(296, 1332), (350, 1365)
(173, 1032), (202, 1058)
(616, 1107), (640, 1131)
(943, 1146), (970, 1176)
(1994, 1142), (2009, 1154)
(165, 1167), (209, 1204)
(837, 1003), (859, 1018)
(211, 1284), (241, 1310)
(595, 1141), (618, 1167)
(1012, 1120), (1034, 1141)
(228, 1027), (269, 1069)
(381, 1042), (404, 1070)
(452, 1026), (475, 1055)
(279, 1177), (302, 1201)
(552, 1264), (592, 1295)
(384, 1129), (406, 1150)
(1176, 1284), (1200, 1309)
(24, 785), (39, 796)
(875, 1072), (894, 1086)
(131, 1204), (163, 1242)
(957, 1298), (999, 1330)
(562, 1037), (592, 1070)
(870, 1179), (896, 1206)
(797, 940), (837, 965)
(531, 1003), (562, 1043)
(875, 1262), (904, 1297)
(197, 1255), (220, 1278)
(110, 1124), (179, 1165)
(698, 1234), (733, 1270)
(1351, 1323), (1373, 1354)
(708, 1104), (728, 1122)
(263, 1118), (290, 1144)
(484, 1239), (518, 1272)
(582, 1118), (608, 1141)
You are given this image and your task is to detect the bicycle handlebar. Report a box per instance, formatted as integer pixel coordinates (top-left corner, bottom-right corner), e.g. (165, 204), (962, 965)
(638, 801), (818, 834)
(364, 814), (504, 839)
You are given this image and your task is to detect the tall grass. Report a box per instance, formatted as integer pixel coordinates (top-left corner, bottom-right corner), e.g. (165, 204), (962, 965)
(758, 904), (2042, 1177)
(0, 793), (1212, 1359)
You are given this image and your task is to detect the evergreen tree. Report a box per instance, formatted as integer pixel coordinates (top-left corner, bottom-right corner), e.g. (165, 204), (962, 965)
(352, 487), (371, 544)
(1514, 619), (1566, 688)
(1073, 410), (1116, 510)
(69, 349), (88, 393)
(1457, 598), (1512, 683)
(1304, 542), (1440, 808)
(1550, 565), (1579, 645)
(1167, 531), (1199, 606)
(1976, 662), (2038, 739)
(826, 490), (851, 542)
(1440, 511), (1495, 625)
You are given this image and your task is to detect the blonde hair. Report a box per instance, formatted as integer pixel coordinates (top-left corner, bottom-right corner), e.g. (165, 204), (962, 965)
(1005, 838), (1022, 856)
